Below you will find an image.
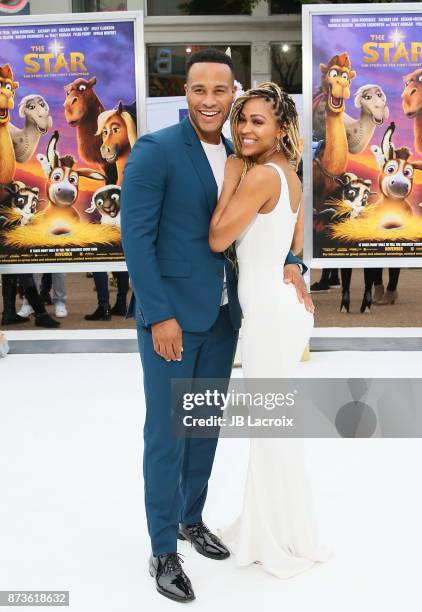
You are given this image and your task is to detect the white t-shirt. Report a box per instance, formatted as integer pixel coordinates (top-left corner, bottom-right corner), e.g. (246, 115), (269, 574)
(201, 139), (228, 306)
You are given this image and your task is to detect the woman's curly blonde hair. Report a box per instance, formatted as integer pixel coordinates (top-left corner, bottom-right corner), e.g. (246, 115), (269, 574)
(230, 81), (302, 172)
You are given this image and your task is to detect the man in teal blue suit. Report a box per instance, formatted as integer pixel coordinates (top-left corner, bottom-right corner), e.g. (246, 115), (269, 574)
(121, 49), (313, 603)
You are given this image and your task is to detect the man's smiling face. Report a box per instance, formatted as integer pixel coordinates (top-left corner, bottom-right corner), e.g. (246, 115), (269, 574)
(185, 61), (236, 144)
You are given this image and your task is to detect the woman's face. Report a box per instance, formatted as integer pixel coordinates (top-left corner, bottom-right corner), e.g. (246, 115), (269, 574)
(236, 97), (282, 160)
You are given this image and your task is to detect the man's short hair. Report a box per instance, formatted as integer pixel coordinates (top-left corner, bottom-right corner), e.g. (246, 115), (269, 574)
(186, 48), (234, 79)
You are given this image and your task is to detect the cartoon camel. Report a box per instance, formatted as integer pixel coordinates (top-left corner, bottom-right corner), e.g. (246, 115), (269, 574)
(313, 52), (356, 211)
(402, 68), (422, 155)
(0, 64), (19, 199)
(314, 84), (389, 155)
(96, 101), (137, 185)
(344, 85), (389, 154)
(9, 94), (53, 163)
(63, 76), (117, 184)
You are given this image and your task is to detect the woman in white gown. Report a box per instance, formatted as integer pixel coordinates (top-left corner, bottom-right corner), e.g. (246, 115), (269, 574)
(209, 83), (329, 579)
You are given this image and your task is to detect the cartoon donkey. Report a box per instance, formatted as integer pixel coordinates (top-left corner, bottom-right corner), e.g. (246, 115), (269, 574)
(370, 122), (422, 217)
(36, 130), (105, 223)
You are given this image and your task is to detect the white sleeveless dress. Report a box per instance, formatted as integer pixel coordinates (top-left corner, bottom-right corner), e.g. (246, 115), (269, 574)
(220, 163), (329, 579)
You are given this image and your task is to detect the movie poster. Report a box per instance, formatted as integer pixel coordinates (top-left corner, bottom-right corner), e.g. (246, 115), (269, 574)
(310, 9), (422, 262)
(0, 15), (142, 270)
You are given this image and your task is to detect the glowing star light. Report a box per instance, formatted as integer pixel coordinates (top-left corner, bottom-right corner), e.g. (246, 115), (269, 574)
(390, 29), (405, 48)
(49, 40), (64, 57)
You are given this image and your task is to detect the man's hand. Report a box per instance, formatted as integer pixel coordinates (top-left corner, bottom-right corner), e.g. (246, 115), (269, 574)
(283, 264), (315, 314)
(151, 318), (183, 362)
(224, 155), (244, 186)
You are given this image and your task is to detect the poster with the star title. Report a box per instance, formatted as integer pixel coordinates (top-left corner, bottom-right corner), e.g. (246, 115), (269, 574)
(0, 12), (144, 273)
(303, 5), (422, 267)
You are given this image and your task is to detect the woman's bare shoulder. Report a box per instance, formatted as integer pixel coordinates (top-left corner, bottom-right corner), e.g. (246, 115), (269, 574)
(243, 163), (280, 186)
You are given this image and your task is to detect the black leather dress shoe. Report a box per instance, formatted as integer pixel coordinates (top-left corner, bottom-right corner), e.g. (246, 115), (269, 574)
(149, 552), (195, 603)
(178, 522), (230, 560)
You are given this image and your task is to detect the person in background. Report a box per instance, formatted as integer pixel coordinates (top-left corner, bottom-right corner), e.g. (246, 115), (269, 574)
(372, 268), (400, 305)
(339, 268), (374, 314)
(1, 274), (28, 326)
(2, 274), (59, 328)
(84, 271), (129, 321)
(310, 268), (340, 292)
(19, 273), (68, 318)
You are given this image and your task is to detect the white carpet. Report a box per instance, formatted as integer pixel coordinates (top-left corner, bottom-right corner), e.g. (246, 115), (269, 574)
(0, 352), (421, 612)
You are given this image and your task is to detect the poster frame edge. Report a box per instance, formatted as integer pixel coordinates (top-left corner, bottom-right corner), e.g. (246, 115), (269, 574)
(0, 10), (145, 274)
(302, 2), (422, 270)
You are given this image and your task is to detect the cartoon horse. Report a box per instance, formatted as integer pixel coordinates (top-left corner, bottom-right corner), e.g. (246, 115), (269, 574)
(96, 101), (137, 185)
(63, 76), (117, 184)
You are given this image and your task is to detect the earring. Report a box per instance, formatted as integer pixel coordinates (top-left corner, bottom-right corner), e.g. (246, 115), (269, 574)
(276, 139), (281, 153)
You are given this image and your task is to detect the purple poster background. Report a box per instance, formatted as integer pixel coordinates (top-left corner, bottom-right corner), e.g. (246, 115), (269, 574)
(312, 12), (422, 260)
